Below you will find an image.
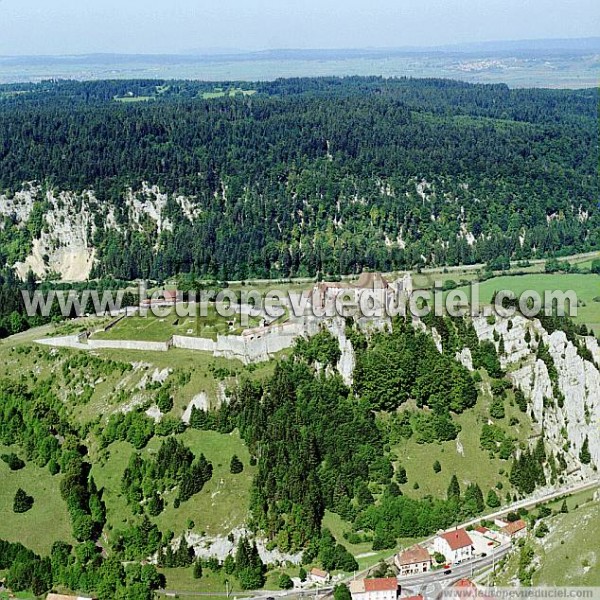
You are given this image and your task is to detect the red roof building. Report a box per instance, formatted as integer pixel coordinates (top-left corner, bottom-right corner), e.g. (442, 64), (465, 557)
(350, 578), (399, 600)
(439, 529), (473, 550)
(500, 519), (527, 538)
(433, 528), (474, 564)
(364, 578), (399, 592)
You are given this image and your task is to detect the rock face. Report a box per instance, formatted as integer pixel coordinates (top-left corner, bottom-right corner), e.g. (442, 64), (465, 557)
(184, 528), (303, 565)
(0, 182), (199, 281)
(473, 314), (600, 472)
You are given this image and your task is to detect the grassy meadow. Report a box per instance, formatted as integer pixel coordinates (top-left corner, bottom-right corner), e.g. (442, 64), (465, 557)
(389, 371), (534, 503)
(452, 273), (600, 333)
(0, 446), (74, 554)
(91, 429), (255, 539)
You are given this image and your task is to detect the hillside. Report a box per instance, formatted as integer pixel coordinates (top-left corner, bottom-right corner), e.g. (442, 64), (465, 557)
(0, 77), (597, 281)
(1, 291), (599, 597)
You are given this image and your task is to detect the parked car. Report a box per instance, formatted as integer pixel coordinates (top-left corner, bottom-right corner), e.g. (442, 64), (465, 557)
(444, 569), (452, 575)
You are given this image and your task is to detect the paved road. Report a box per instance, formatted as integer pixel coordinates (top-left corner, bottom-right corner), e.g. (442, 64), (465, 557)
(398, 545), (512, 590)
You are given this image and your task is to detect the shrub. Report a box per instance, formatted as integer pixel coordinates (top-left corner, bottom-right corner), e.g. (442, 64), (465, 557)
(13, 488), (34, 513)
(1, 453), (25, 471)
(230, 455), (244, 474)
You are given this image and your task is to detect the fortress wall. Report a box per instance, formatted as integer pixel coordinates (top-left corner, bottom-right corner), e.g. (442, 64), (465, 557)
(87, 339), (170, 352)
(172, 335), (217, 352)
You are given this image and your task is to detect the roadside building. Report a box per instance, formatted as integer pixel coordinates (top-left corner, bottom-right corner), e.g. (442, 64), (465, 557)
(499, 519), (527, 541)
(349, 578), (399, 600)
(433, 529), (474, 564)
(395, 544), (432, 577)
(309, 567), (330, 584)
(46, 594), (96, 600)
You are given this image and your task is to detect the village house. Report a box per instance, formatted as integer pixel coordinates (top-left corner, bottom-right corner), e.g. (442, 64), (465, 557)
(394, 544), (432, 577)
(499, 519), (527, 541)
(349, 577), (399, 600)
(433, 529), (474, 564)
(46, 594), (96, 600)
(309, 567), (330, 584)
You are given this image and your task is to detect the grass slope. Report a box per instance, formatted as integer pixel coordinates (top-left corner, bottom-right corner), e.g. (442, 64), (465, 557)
(91, 429), (255, 538)
(0, 449), (74, 554)
(390, 373), (533, 503)
(492, 491), (600, 586)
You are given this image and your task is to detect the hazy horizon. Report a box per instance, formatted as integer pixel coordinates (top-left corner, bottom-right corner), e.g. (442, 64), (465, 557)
(0, 0), (598, 56)
(0, 35), (599, 58)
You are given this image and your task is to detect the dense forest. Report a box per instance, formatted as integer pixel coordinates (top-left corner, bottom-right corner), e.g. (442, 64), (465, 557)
(208, 317), (558, 552)
(0, 77), (597, 280)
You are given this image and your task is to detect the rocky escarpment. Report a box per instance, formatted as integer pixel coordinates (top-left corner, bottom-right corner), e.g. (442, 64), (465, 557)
(0, 182), (198, 281)
(473, 314), (600, 473)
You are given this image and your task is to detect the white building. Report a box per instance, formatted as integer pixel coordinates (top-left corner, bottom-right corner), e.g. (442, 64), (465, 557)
(309, 567), (330, 584)
(433, 529), (474, 564)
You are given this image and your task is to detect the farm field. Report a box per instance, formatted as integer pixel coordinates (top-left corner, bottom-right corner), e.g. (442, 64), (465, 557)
(453, 273), (600, 333)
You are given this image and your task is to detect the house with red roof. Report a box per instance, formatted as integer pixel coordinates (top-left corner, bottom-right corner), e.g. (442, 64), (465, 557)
(349, 577), (399, 600)
(499, 519), (527, 541)
(394, 544), (432, 577)
(433, 528), (474, 564)
(308, 567), (330, 584)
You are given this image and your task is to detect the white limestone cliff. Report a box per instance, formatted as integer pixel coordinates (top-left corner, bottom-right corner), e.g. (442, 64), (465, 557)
(473, 314), (600, 473)
(0, 182), (200, 281)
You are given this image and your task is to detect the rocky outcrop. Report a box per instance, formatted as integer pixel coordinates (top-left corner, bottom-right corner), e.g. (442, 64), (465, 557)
(455, 347), (474, 371)
(184, 528), (303, 565)
(327, 317), (355, 386)
(473, 314), (600, 472)
(1, 182), (200, 281)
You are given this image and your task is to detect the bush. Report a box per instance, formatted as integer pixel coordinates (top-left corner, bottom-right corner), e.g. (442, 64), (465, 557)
(433, 460), (442, 473)
(230, 455), (244, 474)
(1, 453), (25, 471)
(193, 560), (203, 579)
(13, 488), (34, 513)
(278, 573), (294, 589)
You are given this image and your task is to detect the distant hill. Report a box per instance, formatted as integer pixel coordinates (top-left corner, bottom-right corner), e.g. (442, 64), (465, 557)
(0, 37), (598, 87)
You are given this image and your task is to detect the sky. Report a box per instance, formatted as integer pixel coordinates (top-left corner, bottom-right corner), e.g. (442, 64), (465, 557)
(0, 0), (598, 56)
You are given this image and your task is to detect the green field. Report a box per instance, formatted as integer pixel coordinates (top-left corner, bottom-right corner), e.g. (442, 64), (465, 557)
(94, 305), (263, 342)
(0, 447), (74, 554)
(390, 372), (533, 503)
(91, 429), (256, 538)
(201, 87), (257, 99)
(453, 273), (600, 333)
